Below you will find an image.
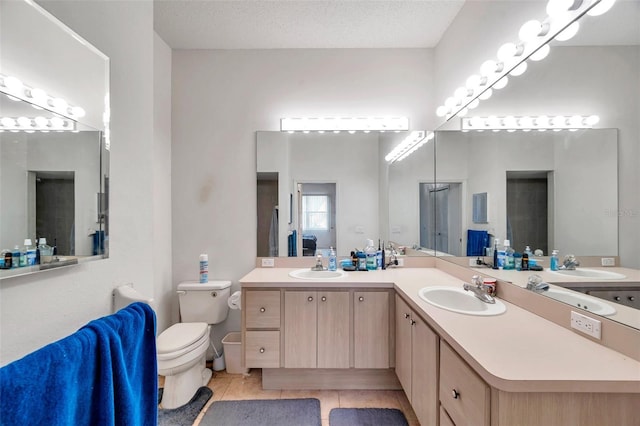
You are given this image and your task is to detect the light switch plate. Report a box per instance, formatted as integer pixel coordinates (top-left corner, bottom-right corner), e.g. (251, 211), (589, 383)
(261, 258), (275, 267)
(601, 257), (615, 266)
(570, 311), (601, 339)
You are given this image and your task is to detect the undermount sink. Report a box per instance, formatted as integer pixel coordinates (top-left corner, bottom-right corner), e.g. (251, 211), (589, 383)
(544, 288), (616, 316)
(288, 269), (347, 280)
(549, 268), (626, 280)
(418, 286), (506, 316)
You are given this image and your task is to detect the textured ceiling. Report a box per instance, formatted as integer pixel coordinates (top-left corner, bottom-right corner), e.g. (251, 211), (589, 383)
(154, 0), (466, 49)
(154, 0), (640, 50)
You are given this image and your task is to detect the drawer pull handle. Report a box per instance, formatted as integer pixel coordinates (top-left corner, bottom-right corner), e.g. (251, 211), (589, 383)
(404, 313), (410, 319)
(259, 348), (265, 353)
(308, 296), (314, 302)
(359, 296), (364, 302)
(452, 389), (460, 399)
(321, 296), (327, 302)
(260, 307), (266, 313)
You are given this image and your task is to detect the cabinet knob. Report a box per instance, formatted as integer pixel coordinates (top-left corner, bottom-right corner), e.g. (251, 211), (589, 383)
(452, 389), (460, 399)
(359, 296), (364, 302)
(260, 307), (266, 313)
(404, 313), (410, 319)
(614, 296), (621, 301)
(410, 319), (416, 326)
(259, 347), (265, 353)
(321, 296), (327, 302)
(308, 296), (314, 302)
(629, 296), (635, 302)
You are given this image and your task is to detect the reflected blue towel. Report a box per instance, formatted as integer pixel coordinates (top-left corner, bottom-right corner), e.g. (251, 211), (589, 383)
(0, 302), (158, 426)
(467, 229), (489, 256)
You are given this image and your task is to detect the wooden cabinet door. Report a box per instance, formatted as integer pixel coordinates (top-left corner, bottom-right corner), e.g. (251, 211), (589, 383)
(317, 291), (350, 368)
(395, 295), (412, 394)
(412, 314), (438, 426)
(284, 291), (317, 368)
(354, 291), (389, 368)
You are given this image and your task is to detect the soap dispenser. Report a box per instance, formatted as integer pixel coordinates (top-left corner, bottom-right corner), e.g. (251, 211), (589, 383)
(328, 247), (337, 271)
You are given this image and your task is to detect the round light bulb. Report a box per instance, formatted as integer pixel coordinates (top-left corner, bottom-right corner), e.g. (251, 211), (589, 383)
(50, 117), (64, 128)
(1, 117), (15, 127)
(552, 116), (567, 127)
(519, 116), (533, 128)
(17, 116), (31, 127)
(493, 76), (509, 90)
(3, 76), (23, 94)
(458, 108), (469, 117)
(466, 74), (483, 89)
(34, 116), (48, 127)
(587, 0), (616, 16)
(436, 106), (449, 117)
(70, 106), (86, 118)
(487, 116), (500, 127)
(467, 99), (480, 110)
(480, 60), (500, 76)
(536, 115), (550, 128)
(510, 62), (528, 76)
(585, 115), (600, 126)
(569, 115), (583, 127)
(530, 44), (551, 61)
(497, 42), (524, 63)
(454, 86), (471, 100)
(470, 117), (484, 128)
(503, 116), (517, 128)
(519, 20), (545, 42)
(555, 21), (580, 41)
(445, 96), (458, 108)
(478, 88), (493, 101)
(546, 0), (577, 18)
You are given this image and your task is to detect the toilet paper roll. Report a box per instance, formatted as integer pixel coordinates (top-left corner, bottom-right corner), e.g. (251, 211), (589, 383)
(228, 291), (241, 310)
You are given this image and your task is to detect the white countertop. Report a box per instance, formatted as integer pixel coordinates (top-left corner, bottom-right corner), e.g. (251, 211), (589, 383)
(240, 267), (640, 393)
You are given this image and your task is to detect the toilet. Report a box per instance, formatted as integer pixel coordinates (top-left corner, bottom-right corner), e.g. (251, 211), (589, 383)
(113, 280), (231, 409)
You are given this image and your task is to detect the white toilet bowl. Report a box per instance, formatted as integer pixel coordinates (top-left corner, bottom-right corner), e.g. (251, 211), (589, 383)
(157, 322), (213, 409)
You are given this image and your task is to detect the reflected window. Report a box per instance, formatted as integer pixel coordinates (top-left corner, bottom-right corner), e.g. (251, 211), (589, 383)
(302, 195), (329, 231)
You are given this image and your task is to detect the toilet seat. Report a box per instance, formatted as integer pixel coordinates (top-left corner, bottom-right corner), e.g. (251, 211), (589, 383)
(157, 322), (208, 361)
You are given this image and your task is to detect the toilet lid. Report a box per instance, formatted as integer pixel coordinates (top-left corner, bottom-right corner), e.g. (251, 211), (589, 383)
(157, 322), (208, 354)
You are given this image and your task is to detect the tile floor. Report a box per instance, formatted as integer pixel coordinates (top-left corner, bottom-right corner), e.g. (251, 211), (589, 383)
(162, 368), (420, 426)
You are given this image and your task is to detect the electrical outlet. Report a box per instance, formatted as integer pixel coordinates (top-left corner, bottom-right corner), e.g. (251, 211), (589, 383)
(570, 311), (601, 339)
(397, 258), (404, 267)
(469, 257), (478, 266)
(601, 257), (615, 267)
(261, 258), (275, 267)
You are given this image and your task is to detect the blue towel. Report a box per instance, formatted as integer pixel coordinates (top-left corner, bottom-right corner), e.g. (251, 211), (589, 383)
(467, 229), (489, 256)
(0, 302), (158, 426)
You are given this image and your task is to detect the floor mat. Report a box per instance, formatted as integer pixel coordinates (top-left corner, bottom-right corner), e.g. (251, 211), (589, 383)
(158, 386), (213, 426)
(200, 398), (321, 426)
(329, 408), (409, 426)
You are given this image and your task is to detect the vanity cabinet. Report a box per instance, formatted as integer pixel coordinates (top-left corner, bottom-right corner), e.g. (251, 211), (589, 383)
(283, 290), (350, 368)
(395, 295), (438, 426)
(354, 291), (390, 368)
(243, 290), (281, 368)
(439, 341), (490, 426)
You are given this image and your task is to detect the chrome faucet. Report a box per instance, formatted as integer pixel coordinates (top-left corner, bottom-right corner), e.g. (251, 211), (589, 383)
(559, 254), (580, 270)
(386, 243), (400, 267)
(526, 274), (550, 293)
(463, 275), (496, 304)
(311, 254), (324, 271)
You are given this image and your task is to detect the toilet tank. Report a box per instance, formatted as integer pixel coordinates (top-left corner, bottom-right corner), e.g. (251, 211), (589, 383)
(177, 280), (232, 324)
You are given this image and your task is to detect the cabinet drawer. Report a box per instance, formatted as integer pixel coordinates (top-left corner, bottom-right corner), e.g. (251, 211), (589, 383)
(245, 290), (280, 328)
(440, 341), (490, 426)
(245, 331), (280, 368)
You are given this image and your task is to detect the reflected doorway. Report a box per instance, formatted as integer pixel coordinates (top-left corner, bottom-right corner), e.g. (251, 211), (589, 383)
(257, 172), (279, 257)
(32, 171), (75, 255)
(298, 183), (336, 257)
(419, 183), (462, 256)
(506, 171), (552, 255)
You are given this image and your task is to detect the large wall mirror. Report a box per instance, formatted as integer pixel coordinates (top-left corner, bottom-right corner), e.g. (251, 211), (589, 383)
(0, 1), (110, 279)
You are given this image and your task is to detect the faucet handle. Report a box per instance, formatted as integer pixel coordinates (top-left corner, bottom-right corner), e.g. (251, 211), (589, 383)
(471, 275), (483, 287)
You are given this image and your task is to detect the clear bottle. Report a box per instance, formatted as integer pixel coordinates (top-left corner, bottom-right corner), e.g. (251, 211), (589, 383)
(328, 247), (337, 271)
(21, 239), (35, 267)
(365, 239), (377, 271)
(38, 238), (53, 264)
(550, 250), (559, 271)
(496, 239), (506, 269)
(503, 239), (515, 270)
(523, 245), (533, 258)
(12, 245), (20, 268)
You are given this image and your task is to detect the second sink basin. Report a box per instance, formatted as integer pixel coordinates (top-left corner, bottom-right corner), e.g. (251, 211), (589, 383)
(288, 269), (347, 280)
(544, 288), (616, 316)
(418, 286), (506, 316)
(549, 268), (626, 280)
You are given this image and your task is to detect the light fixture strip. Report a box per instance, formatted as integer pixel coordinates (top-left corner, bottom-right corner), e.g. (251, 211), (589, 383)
(0, 116), (77, 132)
(385, 130), (434, 163)
(461, 115), (600, 131)
(280, 117), (409, 133)
(437, 0), (613, 120)
(0, 73), (86, 121)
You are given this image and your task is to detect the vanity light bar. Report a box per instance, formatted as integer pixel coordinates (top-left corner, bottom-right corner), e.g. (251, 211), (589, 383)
(436, 0), (616, 121)
(461, 115), (600, 132)
(280, 117), (409, 133)
(0, 73), (86, 121)
(0, 116), (77, 132)
(385, 130), (434, 163)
